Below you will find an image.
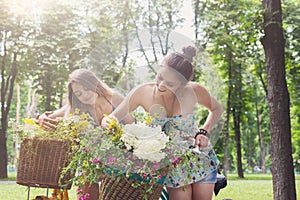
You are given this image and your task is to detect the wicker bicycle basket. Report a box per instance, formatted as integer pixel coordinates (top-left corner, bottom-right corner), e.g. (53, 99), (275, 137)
(16, 138), (73, 189)
(99, 167), (169, 200)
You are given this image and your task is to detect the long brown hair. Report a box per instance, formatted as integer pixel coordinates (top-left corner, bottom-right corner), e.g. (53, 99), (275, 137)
(67, 68), (112, 114)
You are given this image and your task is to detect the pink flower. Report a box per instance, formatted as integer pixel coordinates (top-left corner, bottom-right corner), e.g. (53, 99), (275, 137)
(172, 157), (181, 168)
(153, 165), (159, 170)
(157, 174), (163, 179)
(76, 187), (82, 193)
(93, 158), (100, 163)
(84, 193), (91, 199)
(172, 161), (177, 168)
(107, 157), (117, 164)
(141, 172), (147, 179)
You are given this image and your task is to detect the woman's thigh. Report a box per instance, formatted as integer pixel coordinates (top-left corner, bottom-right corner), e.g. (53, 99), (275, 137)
(167, 184), (192, 200)
(192, 183), (215, 200)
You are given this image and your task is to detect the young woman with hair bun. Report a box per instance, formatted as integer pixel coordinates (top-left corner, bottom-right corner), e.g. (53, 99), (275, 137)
(102, 46), (223, 200)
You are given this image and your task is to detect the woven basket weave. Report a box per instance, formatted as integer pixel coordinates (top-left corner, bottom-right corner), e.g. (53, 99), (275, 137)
(99, 176), (162, 200)
(99, 167), (168, 200)
(16, 138), (73, 189)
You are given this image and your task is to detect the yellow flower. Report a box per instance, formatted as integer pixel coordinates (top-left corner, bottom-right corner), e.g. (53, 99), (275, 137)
(82, 160), (87, 167)
(106, 116), (123, 142)
(70, 130), (78, 138)
(23, 118), (36, 125)
(145, 115), (154, 125)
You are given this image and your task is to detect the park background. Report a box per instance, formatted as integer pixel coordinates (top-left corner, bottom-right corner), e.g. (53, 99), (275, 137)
(0, 0), (299, 199)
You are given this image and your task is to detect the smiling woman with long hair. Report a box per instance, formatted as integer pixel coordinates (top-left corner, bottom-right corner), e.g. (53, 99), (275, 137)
(37, 68), (133, 200)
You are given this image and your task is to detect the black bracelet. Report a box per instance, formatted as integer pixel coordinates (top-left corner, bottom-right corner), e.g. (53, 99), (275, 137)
(194, 128), (209, 138)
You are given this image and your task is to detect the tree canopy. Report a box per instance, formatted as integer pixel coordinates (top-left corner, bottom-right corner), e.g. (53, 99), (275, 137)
(1, 0), (299, 198)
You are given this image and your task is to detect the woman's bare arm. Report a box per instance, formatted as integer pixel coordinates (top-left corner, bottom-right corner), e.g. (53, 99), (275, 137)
(111, 92), (134, 124)
(38, 104), (70, 130)
(192, 82), (223, 132)
(102, 84), (148, 127)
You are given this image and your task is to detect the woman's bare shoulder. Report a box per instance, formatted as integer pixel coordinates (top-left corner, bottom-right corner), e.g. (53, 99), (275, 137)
(131, 82), (156, 95)
(111, 91), (124, 106)
(188, 81), (207, 92)
(111, 90), (124, 99)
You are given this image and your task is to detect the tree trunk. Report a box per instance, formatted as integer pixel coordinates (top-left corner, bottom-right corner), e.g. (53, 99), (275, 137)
(0, 50), (18, 178)
(261, 0), (296, 199)
(25, 86), (32, 118)
(14, 83), (21, 167)
(45, 68), (53, 110)
(222, 51), (233, 177)
(149, 1), (158, 62)
(0, 126), (7, 178)
(193, 0), (207, 41)
(223, 107), (230, 177)
(0, 32), (8, 178)
(193, 0), (200, 40)
(255, 87), (266, 173)
(233, 63), (244, 178)
(232, 108), (244, 178)
(29, 91), (39, 117)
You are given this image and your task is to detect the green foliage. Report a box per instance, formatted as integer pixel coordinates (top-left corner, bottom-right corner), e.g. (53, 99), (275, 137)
(30, 1), (84, 110)
(192, 0), (274, 174)
(282, 1), (300, 170)
(1, 0), (299, 182)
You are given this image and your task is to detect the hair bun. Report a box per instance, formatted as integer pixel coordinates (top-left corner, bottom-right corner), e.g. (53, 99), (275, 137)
(182, 46), (197, 63)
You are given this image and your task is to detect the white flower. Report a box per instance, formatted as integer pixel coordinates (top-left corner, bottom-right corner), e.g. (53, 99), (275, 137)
(134, 151), (166, 162)
(121, 123), (169, 161)
(123, 123), (162, 138)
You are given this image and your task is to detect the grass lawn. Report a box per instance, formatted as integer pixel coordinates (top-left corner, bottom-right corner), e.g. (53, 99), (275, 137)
(0, 184), (77, 200)
(1, 173), (299, 200)
(213, 180), (273, 200)
(213, 174), (300, 200)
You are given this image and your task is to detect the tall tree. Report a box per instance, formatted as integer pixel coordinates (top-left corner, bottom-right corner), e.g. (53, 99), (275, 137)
(0, 0), (31, 178)
(261, 0), (296, 199)
(194, 0), (250, 177)
(0, 44), (17, 178)
(283, 0), (300, 172)
(32, 0), (83, 111)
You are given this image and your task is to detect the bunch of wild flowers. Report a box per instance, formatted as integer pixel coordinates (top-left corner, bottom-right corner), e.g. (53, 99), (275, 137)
(16, 112), (92, 141)
(63, 113), (176, 198)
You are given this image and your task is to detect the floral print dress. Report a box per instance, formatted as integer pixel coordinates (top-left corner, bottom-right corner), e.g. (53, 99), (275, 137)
(153, 114), (219, 188)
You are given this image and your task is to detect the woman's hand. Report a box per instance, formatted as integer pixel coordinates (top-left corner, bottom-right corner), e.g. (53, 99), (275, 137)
(101, 115), (118, 129)
(194, 134), (209, 148)
(38, 111), (58, 130)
